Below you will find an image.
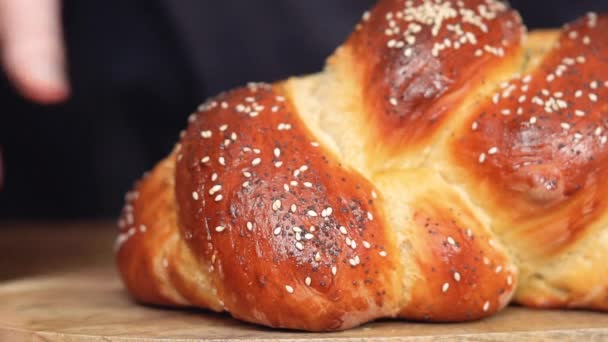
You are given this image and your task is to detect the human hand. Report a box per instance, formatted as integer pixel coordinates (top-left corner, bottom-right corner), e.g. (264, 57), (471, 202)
(0, 0), (69, 104)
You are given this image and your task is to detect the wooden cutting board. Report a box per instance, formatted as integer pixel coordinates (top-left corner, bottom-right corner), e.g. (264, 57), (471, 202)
(1, 222), (608, 341)
(4, 269), (608, 341)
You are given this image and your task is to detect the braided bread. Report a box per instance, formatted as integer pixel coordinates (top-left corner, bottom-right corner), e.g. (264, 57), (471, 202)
(116, 0), (608, 331)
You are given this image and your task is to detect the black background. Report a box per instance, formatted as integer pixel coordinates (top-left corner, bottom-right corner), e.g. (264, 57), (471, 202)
(1, 0), (607, 220)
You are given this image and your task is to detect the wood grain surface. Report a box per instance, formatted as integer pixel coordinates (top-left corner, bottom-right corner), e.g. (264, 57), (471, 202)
(1, 222), (608, 341)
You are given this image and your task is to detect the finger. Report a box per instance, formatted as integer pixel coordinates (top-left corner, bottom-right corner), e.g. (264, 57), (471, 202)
(0, 0), (69, 104)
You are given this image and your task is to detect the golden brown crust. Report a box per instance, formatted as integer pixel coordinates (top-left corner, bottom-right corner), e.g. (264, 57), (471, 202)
(374, 170), (516, 322)
(116, 156), (222, 311)
(452, 14), (608, 256)
(116, 0), (608, 332)
(174, 84), (401, 331)
(333, 0), (524, 163)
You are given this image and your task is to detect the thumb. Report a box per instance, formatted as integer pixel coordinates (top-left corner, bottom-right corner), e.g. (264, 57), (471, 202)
(0, 0), (69, 104)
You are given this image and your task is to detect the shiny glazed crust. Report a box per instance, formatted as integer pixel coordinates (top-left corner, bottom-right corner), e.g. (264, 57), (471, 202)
(116, 0), (608, 331)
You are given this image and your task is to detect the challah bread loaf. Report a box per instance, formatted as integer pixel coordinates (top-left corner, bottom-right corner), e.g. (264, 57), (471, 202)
(116, 0), (608, 331)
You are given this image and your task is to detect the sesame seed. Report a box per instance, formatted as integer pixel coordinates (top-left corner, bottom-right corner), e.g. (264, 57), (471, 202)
(303, 182), (313, 188)
(219, 124), (228, 132)
(307, 210), (318, 217)
(215, 226), (226, 233)
(242, 181), (250, 188)
(322, 207), (333, 217)
(595, 127), (603, 136)
(252, 158), (261, 166)
(272, 199), (282, 211)
(275, 161), (283, 168)
(305, 277), (312, 286)
(575, 110), (586, 117)
(201, 130), (212, 138)
(583, 36), (591, 45)
(507, 275), (513, 286)
(209, 184), (222, 195)
(483, 301), (490, 312)
(339, 226), (348, 235)
(529, 116), (537, 124)
(291, 204), (297, 212)
(371, 190), (378, 199)
(293, 226), (302, 233)
(447, 236), (457, 246)
(589, 93), (598, 102)
(274, 148), (281, 158)
(575, 90), (583, 98)
(367, 212), (374, 221)
(273, 227), (281, 236)
(285, 285), (294, 294)
(290, 180), (298, 186)
(488, 147), (499, 155)
(218, 157), (226, 166)
(389, 97), (398, 106)
(492, 94), (500, 104)
(214, 194), (223, 202)
(192, 192), (199, 200)
(591, 81), (599, 89)
(304, 233), (314, 240)
(332, 266), (337, 276)
(314, 252), (321, 261)
(496, 266), (503, 273)
(201, 156), (210, 163)
(379, 251), (388, 257)
(247, 222), (253, 231)
(561, 122), (571, 130)
(442, 282), (450, 293)
(479, 153), (486, 163)
(454, 272), (461, 282)
(295, 242), (304, 251)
